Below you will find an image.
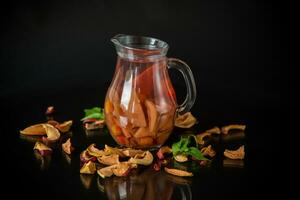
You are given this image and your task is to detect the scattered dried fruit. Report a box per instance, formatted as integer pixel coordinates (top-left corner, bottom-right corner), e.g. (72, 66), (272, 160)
(164, 167), (193, 177)
(206, 126), (221, 134)
(200, 145), (216, 158)
(157, 146), (172, 159)
(80, 161), (97, 174)
(42, 124), (60, 141)
(128, 151), (153, 166)
(97, 154), (119, 166)
(84, 120), (105, 130)
(56, 120), (73, 133)
(80, 150), (97, 163)
(122, 149), (145, 157)
(196, 132), (212, 145)
(174, 154), (188, 162)
(33, 141), (52, 156)
(20, 124), (46, 135)
(87, 144), (108, 157)
(224, 145), (245, 159)
(175, 112), (197, 128)
(221, 124), (246, 135)
(62, 138), (74, 155)
(45, 106), (55, 115)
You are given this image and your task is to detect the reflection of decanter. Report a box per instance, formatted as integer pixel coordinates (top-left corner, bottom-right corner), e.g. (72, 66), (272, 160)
(97, 168), (192, 200)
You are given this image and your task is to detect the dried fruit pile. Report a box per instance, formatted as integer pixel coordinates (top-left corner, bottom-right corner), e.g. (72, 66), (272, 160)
(20, 106), (74, 156)
(79, 144), (153, 178)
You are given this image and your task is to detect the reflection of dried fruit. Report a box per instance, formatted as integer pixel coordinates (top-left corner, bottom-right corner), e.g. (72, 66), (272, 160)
(56, 120), (73, 133)
(221, 124), (246, 134)
(175, 112), (197, 128)
(33, 142), (52, 156)
(224, 145), (245, 159)
(174, 154), (188, 162)
(200, 145), (216, 157)
(97, 154), (119, 166)
(80, 161), (97, 174)
(42, 124), (60, 141)
(62, 138), (74, 155)
(223, 158), (244, 168)
(20, 124), (46, 135)
(164, 167), (193, 177)
(157, 146), (172, 159)
(128, 151), (153, 166)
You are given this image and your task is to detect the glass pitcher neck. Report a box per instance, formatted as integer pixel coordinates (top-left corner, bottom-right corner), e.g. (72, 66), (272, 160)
(111, 34), (169, 61)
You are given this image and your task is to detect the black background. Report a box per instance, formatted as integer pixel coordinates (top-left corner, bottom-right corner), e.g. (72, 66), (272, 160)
(1, 0), (283, 199)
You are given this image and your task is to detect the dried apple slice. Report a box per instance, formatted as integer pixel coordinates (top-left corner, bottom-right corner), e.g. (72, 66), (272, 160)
(62, 138), (74, 155)
(42, 124), (60, 141)
(175, 112), (197, 128)
(33, 141), (52, 156)
(128, 151), (153, 166)
(164, 167), (193, 177)
(157, 146), (172, 159)
(104, 145), (125, 157)
(221, 124), (246, 134)
(122, 149), (145, 157)
(112, 162), (135, 177)
(200, 145), (216, 158)
(80, 161), (96, 174)
(56, 120), (73, 133)
(97, 154), (119, 166)
(174, 154), (188, 162)
(80, 150), (97, 163)
(20, 124), (46, 135)
(145, 100), (159, 133)
(86, 143), (108, 157)
(97, 165), (115, 178)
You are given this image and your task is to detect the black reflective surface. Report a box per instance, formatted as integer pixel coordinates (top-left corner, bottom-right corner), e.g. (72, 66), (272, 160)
(1, 87), (278, 200)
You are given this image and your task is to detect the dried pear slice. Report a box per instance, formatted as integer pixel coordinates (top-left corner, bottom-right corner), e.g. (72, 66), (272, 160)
(104, 145), (125, 157)
(112, 162), (134, 177)
(122, 149), (145, 157)
(97, 154), (119, 166)
(145, 100), (159, 133)
(224, 145), (245, 159)
(80, 161), (96, 174)
(20, 124), (46, 135)
(164, 167), (193, 177)
(175, 112), (197, 128)
(80, 150), (97, 163)
(33, 141), (52, 156)
(128, 151), (153, 166)
(221, 124), (246, 135)
(87, 144), (108, 157)
(97, 165), (115, 178)
(42, 124), (60, 141)
(56, 120), (73, 133)
(200, 145), (216, 157)
(62, 138), (74, 155)
(196, 132), (212, 145)
(157, 146), (172, 159)
(174, 154), (188, 162)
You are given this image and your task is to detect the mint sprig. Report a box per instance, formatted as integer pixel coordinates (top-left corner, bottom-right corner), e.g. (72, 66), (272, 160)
(81, 107), (104, 121)
(172, 135), (208, 160)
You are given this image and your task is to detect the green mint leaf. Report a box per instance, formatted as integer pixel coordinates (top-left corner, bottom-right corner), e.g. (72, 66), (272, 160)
(81, 110), (104, 121)
(84, 107), (101, 116)
(186, 147), (208, 160)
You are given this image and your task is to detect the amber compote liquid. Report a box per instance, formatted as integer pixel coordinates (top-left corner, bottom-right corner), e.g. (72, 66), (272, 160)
(104, 56), (177, 149)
